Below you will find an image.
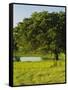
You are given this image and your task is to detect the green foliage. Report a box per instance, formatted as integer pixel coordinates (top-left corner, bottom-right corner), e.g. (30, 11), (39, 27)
(13, 11), (66, 60)
(14, 56), (20, 62)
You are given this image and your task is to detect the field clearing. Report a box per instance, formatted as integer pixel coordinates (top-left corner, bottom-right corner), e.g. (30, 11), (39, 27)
(13, 60), (65, 86)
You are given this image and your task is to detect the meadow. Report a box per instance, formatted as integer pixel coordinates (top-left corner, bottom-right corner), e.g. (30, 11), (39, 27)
(13, 59), (65, 86)
(12, 8), (66, 86)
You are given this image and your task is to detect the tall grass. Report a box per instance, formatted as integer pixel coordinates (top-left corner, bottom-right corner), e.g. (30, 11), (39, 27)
(13, 59), (65, 86)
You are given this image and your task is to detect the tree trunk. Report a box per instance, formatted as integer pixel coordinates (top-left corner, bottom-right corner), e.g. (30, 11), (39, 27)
(54, 49), (59, 61)
(55, 53), (59, 60)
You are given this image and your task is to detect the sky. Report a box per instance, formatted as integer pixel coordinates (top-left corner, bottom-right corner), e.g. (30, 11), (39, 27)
(13, 4), (65, 27)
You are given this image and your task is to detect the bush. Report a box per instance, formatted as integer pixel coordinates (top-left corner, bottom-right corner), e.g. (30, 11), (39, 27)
(15, 56), (20, 62)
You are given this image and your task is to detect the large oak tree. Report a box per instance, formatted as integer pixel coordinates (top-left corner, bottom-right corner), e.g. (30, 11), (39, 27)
(13, 11), (66, 60)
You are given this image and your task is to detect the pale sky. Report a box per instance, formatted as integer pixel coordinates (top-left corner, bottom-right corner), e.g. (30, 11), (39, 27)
(13, 4), (65, 27)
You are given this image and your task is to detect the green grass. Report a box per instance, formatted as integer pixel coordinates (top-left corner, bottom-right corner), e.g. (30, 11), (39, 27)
(13, 59), (65, 86)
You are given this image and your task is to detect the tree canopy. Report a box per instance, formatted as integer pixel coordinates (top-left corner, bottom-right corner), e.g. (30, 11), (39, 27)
(13, 11), (66, 60)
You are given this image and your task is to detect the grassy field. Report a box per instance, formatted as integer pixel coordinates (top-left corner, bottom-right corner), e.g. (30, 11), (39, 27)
(13, 59), (65, 86)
